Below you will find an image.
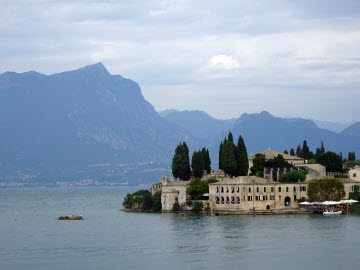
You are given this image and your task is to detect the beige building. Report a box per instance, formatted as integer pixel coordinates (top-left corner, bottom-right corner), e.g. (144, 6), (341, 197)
(160, 175), (190, 211)
(209, 176), (360, 213)
(349, 166), (360, 181)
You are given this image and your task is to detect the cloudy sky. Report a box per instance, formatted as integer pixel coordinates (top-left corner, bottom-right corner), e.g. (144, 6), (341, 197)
(1, 0), (360, 122)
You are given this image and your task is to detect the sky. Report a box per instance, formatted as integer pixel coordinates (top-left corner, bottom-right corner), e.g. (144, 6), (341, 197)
(1, 0), (360, 122)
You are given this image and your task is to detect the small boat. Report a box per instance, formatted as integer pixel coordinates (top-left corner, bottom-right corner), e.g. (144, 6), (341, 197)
(58, 215), (84, 220)
(323, 210), (342, 216)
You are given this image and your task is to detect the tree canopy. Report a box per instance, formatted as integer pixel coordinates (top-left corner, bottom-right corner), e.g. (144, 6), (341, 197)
(250, 153), (266, 176)
(186, 178), (209, 199)
(191, 150), (204, 178)
(278, 170), (307, 183)
(172, 142), (191, 180)
(316, 151), (343, 172)
(307, 178), (345, 202)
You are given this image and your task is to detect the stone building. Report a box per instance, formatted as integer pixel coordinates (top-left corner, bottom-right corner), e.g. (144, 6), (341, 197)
(160, 175), (190, 211)
(209, 176), (360, 213)
(349, 166), (360, 181)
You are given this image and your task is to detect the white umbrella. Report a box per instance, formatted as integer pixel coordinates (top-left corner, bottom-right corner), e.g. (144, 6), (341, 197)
(300, 202), (312, 205)
(339, 199), (359, 204)
(321, 201), (340, 205)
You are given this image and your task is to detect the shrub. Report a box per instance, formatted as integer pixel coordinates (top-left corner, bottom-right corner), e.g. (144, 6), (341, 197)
(207, 177), (218, 184)
(334, 174), (348, 179)
(152, 191), (162, 211)
(187, 178), (209, 199)
(278, 170), (307, 183)
(192, 202), (203, 212)
(186, 200), (193, 207)
(172, 202), (180, 211)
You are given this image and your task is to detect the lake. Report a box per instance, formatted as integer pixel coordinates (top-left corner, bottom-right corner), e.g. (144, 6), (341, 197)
(0, 186), (359, 270)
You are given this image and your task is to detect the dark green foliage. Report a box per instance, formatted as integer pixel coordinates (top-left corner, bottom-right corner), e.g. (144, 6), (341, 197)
(219, 141), (223, 170)
(222, 139), (237, 176)
(172, 202), (180, 211)
(192, 202), (203, 212)
(228, 131), (234, 143)
(191, 150), (204, 178)
(202, 148), (211, 174)
(343, 160), (360, 168)
(152, 191), (162, 211)
(172, 142), (191, 180)
(250, 153), (266, 176)
(302, 140), (313, 160)
(296, 144), (302, 157)
(236, 136), (249, 176)
(186, 200), (193, 207)
(316, 141), (325, 157)
(206, 177), (219, 184)
(348, 152), (356, 161)
(334, 174), (348, 179)
(122, 189), (153, 210)
(290, 148), (295, 156)
(349, 185), (360, 200)
(316, 152), (343, 172)
(265, 155), (291, 169)
(278, 170), (307, 183)
(187, 178), (209, 199)
(307, 178), (345, 202)
(284, 150), (289, 154)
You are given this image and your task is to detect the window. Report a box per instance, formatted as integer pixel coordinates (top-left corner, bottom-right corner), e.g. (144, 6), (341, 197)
(293, 186), (296, 192)
(216, 197), (220, 204)
(236, 196), (240, 204)
(236, 186), (240, 193)
(264, 187), (267, 192)
(354, 173), (357, 178)
(231, 196), (235, 204)
(263, 195), (268, 201)
(247, 196), (253, 201)
(278, 187), (282, 192)
(294, 195), (297, 201)
(231, 187), (235, 193)
(221, 197), (224, 204)
(248, 187), (251, 193)
(271, 187), (274, 192)
(270, 195), (275, 200)
(226, 187), (229, 193)
(286, 187), (289, 192)
(226, 196), (230, 204)
(216, 187), (219, 193)
(300, 186), (307, 192)
(256, 187), (259, 193)
(255, 195), (260, 201)
(221, 187), (224, 193)
(279, 195), (282, 201)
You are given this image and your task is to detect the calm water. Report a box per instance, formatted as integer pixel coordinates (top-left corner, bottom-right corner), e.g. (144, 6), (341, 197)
(1, 187), (359, 270)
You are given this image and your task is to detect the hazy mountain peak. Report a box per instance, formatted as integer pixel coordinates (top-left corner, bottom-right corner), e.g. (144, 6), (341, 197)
(76, 62), (110, 76)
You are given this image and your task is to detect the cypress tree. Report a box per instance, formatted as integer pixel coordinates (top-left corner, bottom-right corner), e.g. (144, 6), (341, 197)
(171, 142), (191, 180)
(290, 148), (295, 156)
(171, 144), (183, 179)
(192, 150), (204, 179)
(201, 148), (211, 174)
(284, 150), (289, 154)
(236, 135), (249, 176)
(302, 140), (310, 160)
(296, 144), (303, 158)
(222, 139), (237, 176)
(228, 131), (234, 144)
(219, 141), (223, 170)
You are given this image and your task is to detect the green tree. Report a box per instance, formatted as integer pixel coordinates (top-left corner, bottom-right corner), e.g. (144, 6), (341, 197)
(284, 150), (289, 154)
(192, 202), (203, 212)
(296, 144), (303, 158)
(265, 154), (291, 169)
(219, 141), (223, 170)
(250, 153), (266, 176)
(191, 150), (204, 178)
(307, 178), (345, 202)
(278, 170), (307, 183)
(348, 152), (356, 161)
(171, 142), (191, 180)
(228, 131), (234, 143)
(290, 148), (295, 156)
(222, 139), (237, 176)
(172, 202), (180, 211)
(152, 191), (162, 211)
(186, 178), (209, 199)
(122, 190), (153, 210)
(302, 140), (312, 160)
(236, 135), (249, 176)
(202, 148), (211, 174)
(316, 152), (343, 172)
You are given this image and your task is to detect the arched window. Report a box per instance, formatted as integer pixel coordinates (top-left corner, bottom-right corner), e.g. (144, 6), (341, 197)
(236, 196), (240, 204)
(226, 196), (230, 204)
(231, 196), (235, 204)
(215, 197), (220, 204)
(221, 196), (225, 204)
(216, 186), (219, 193)
(236, 186), (240, 193)
(221, 187), (224, 193)
(231, 187), (234, 193)
(226, 187), (229, 193)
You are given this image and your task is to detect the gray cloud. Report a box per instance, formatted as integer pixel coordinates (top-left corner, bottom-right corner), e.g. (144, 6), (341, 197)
(1, 0), (360, 122)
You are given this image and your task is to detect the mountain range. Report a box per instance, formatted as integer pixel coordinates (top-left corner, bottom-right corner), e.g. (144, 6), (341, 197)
(0, 63), (359, 186)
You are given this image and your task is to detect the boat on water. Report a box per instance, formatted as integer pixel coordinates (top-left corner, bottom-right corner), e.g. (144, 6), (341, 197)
(323, 210), (342, 216)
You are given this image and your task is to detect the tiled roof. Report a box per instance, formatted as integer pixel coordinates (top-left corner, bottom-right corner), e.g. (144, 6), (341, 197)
(209, 176), (278, 185)
(248, 149), (304, 161)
